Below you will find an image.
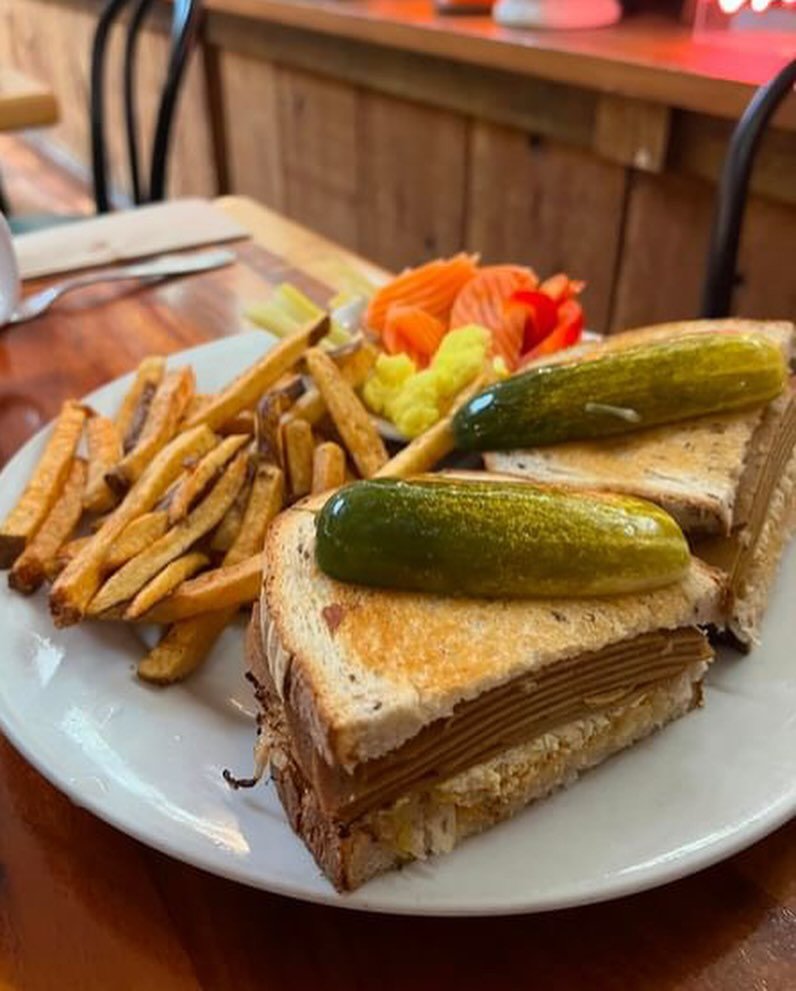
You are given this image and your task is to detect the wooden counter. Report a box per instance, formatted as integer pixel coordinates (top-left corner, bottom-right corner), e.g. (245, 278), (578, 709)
(1, 0), (794, 331)
(203, 1), (796, 129)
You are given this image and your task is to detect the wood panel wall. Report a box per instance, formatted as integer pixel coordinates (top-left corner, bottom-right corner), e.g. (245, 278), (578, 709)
(2, 0), (794, 333)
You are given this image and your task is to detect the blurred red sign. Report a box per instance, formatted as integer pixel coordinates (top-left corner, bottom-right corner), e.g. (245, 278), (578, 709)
(718, 0), (796, 12)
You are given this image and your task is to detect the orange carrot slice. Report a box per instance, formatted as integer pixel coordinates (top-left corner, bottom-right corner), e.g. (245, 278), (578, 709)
(383, 306), (446, 367)
(450, 265), (538, 331)
(366, 254), (478, 333)
(450, 264), (538, 370)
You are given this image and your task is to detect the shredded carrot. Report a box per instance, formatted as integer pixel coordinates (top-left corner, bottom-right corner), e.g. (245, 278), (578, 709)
(383, 306), (446, 367)
(449, 264), (538, 370)
(366, 254), (478, 333)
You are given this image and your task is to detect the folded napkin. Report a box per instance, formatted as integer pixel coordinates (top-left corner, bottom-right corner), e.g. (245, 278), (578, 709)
(13, 198), (248, 280)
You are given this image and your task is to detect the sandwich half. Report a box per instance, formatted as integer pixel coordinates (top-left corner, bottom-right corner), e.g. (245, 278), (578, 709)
(249, 501), (722, 891)
(485, 319), (796, 647)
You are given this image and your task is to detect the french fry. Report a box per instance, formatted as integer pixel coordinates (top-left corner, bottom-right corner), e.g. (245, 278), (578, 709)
(138, 465), (283, 678)
(167, 434), (249, 524)
(209, 475), (252, 554)
(140, 553), (261, 624)
(104, 511), (170, 571)
(9, 458), (87, 594)
(46, 535), (92, 582)
(83, 415), (123, 514)
(184, 393), (209, 423)
(184, 316), (329, 432)
(137, 610), (231, 685)
(87, 450), (249, 615)
(374, 372), (492, 480)
(256, 390), (296, 467)
(283, 419), (314, 498)
(116, 356), (166, 449)
(124, 551), (209, 620)
(226, 464), (284, 565)
(50, 424), (217, 626)
(290, 341), (378, 428)
(304, 347), (387, 478)
(218, 410), (255, 436)
(107, 367), (195, 493)
(0, 400), (87, 567)
(311, 442), (346, 493)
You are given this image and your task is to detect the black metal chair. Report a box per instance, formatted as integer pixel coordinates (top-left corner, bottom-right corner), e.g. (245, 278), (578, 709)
(91, 0), (203, 212)
(0, 0), (201, 230)
(700, 58), (796, 319)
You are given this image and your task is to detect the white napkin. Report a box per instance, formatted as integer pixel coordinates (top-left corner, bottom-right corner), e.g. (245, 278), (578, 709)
(13, 198), (248, 280)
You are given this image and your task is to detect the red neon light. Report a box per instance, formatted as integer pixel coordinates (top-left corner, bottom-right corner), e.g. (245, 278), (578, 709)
(718, 0), (796, 12)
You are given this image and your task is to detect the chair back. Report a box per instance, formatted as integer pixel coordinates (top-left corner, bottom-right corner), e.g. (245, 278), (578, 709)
(701, 59), (796, 319)
(90, 0), (202, 213)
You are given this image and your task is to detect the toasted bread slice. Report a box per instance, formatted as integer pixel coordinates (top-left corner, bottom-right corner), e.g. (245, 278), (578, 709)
(487, 411), (761, 535)
(486, 320), (795, 536)
(262, 501), (722, 771)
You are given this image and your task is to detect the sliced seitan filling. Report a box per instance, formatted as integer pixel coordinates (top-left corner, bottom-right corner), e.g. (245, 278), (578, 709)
(251, 610), (712, 824)
(697, 385), (796, 595)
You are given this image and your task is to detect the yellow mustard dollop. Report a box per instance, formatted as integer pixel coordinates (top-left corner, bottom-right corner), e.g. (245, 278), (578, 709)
(362, 325), (491, 438)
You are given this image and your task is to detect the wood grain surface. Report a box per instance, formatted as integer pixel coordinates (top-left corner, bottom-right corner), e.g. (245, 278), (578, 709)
(0, 196), (794, 991)
(0, 67), (57, 133)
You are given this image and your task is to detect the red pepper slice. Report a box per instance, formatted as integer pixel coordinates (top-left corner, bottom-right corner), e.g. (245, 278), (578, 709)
(507, 290), (558, 352)
(518, 300), (585, 367)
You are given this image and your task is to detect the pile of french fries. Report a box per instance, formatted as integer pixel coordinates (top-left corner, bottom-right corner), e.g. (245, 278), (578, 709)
(0, 315), (478, 685)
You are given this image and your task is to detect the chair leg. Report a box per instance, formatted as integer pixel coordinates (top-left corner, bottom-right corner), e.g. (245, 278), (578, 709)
(0, 168), (10, 216)
(700, 59), (796, 319)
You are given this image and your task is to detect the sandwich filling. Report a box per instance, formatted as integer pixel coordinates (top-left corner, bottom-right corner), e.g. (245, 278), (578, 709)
(255, 609), (712, 823)
(698, 385), (796, 594)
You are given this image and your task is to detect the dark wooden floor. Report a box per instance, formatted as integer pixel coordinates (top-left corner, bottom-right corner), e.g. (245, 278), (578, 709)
(0, 134), (93, 217)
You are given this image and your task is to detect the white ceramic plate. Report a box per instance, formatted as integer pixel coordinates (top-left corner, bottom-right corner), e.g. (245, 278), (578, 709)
(0, 332), (794, 917)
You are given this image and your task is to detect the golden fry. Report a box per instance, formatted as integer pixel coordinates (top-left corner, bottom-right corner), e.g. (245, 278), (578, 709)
(116, 356), (166, 448)
(88, 450), (248, 615)
(290, 341), (378, 428)
(311, 442), (346, 493)
(168, 434), (249, 524)
(124, 551), (209, 620)
(137, 610), (231, 685)
(104, 511), (170, 571)
(255, 378), (304, 465)
(83, 415), (123, 514)
(209, 476), (251, 554)
(0, 400), (87, 567)
(50, 424), (217, 626)
(138, 463), (284, 677)
(107, 367), (195, 493)
(46, 535), (92, 582)
(184, 316), (329, 432)
(218, 410), (255, 436)
(226, 464), (284, 565)
(283, 419), (314, 498)
(9, 458), (87, 594)
(184, 393), (209, 423)
(305, 347), (387, 478)
(140, 553), (261, 624)
(374, 372), (492, 480)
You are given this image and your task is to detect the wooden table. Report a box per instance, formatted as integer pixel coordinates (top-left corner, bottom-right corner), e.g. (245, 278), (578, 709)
(0, 68), (58, 133)
(0, 196), (794, 991)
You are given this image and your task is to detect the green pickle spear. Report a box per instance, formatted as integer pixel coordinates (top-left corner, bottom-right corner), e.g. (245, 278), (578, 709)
(315, 478), (690, 598)
(453, 332), (787, 451)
